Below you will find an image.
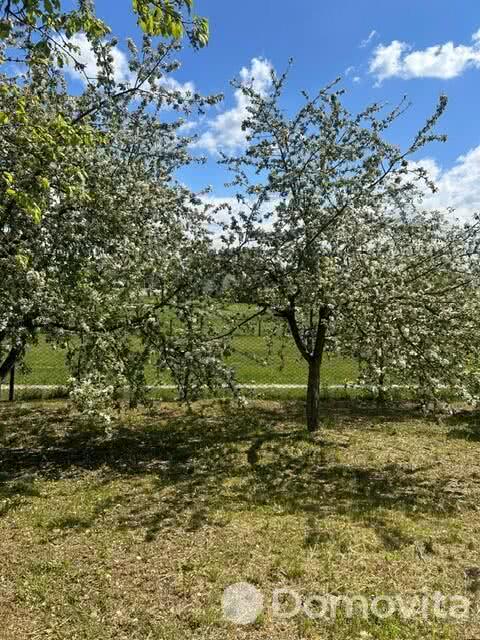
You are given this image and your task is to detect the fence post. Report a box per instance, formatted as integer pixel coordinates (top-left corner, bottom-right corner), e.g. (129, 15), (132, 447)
(8, 365), (15, 402)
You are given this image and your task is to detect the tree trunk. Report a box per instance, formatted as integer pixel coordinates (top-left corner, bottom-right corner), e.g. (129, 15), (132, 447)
(8, 365), (15, 402)
(377, 372), (386, 406)
(0, 346), (20, 382)
(280, 300), (328, 432)
(306, 357), (321, 432)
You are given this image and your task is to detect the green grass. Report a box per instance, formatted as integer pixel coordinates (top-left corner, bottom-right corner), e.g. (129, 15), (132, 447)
(8, 304), (358, 388)
(230, 336), (357, 384)
(17, 339), (70, 385)
(14, 335), (358, 387)
(0, 399), (479, 638)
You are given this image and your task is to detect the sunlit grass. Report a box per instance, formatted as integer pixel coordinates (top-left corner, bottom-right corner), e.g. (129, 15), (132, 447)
(0, 400), (479, 638)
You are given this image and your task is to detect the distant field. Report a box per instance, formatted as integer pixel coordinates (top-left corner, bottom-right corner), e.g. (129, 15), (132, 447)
(13, 335), (358, 387)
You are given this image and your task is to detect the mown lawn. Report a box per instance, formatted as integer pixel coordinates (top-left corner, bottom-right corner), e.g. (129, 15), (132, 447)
(16, 336), (358, 387)
(1, 399), (480, 638)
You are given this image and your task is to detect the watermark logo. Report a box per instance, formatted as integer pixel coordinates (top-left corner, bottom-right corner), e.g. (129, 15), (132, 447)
(222, 582), (472, 624)
(222, 582), (264, 624)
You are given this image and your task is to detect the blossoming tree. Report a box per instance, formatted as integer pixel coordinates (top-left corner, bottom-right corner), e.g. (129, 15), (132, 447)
(219, 69), (480, 430)
(0, 1), (233, 411)
(335, 212), (480, 406)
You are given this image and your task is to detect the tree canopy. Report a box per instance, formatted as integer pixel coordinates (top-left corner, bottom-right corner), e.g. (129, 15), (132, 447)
(217, 69), (480, 428)
(0, 0), (208, 51)
(0, 0), (236, 416)
(2, 3), (480, 428)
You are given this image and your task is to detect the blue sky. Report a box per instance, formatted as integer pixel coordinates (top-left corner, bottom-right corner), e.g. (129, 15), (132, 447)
(70, 0), (480, 218)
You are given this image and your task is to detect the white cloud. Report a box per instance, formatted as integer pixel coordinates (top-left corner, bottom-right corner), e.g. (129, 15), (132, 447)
(64, 34), (133, 85)
(415, 146), (480, 221)
(177, 120), (198, 134)
(344, 66), (361, 83)
(369, 40), (406, 82)
(360, 30), (378, 48)
(369, 28), (480, 82)
(63, 34), (195, 95)
(207, 147), (480, 231)
(202, 194), (280, 248)
(193, 57), (274, 155)
(160, 75), (196, 95)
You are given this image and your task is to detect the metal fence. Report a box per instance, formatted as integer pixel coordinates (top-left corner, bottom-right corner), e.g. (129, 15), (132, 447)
(0, 317), (360, 401)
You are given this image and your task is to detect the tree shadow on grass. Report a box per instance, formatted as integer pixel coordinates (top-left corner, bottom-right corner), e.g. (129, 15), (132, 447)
(0, 401), (476, 541)
(242, 398), (428, 427)
(0, 473), (42, 516)
(127, 446), (468, 543)
(445, 409), (480, 442)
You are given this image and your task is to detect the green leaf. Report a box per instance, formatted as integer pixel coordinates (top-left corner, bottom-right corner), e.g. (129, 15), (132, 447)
(170, 19), (183, 39)
(32, 39), (51, 59)
(29, 203), (42, 224)
(15, 254), (29, 270)
(0, 20), (11, 39)
(38, 176), (50, 190)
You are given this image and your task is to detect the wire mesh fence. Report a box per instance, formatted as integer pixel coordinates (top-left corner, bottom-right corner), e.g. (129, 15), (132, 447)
(0, 316), (361, 401)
